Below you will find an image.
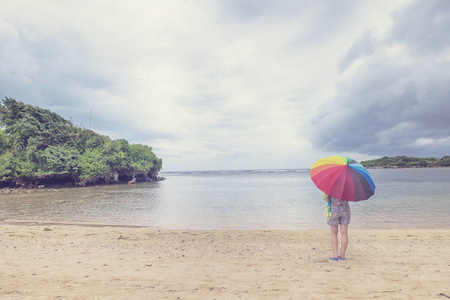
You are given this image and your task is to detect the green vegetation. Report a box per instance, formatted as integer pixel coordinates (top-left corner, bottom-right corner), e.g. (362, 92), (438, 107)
(0, 97), (162, 185)
(361, 156), (450, 168)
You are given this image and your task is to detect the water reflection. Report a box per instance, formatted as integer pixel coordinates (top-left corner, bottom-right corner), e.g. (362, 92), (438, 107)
(1, 168), (450, 229)
(0, 182), (163, 226)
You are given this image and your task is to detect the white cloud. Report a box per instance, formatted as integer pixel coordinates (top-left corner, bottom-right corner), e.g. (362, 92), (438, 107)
(1, 0), (446, 171)
(413, 137), (450, 147)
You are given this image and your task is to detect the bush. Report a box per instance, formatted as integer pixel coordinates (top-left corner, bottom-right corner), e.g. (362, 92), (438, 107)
(0, 152), (35, 178)
(79, 149), (111, 178)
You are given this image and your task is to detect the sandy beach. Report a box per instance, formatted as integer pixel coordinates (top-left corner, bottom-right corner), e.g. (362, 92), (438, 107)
(0, 224), (449, 299)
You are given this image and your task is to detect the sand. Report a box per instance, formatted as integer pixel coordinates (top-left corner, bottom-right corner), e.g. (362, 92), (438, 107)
(0, 223), (449, 299)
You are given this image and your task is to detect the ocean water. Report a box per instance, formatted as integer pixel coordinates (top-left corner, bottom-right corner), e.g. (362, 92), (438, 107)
(1, 168), (449, 230)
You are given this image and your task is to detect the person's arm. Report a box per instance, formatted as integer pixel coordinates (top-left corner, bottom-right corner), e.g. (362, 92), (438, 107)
(324, 194), (330, 202)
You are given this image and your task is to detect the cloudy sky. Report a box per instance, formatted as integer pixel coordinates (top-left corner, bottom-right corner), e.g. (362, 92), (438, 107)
(1, 0), (449, 171)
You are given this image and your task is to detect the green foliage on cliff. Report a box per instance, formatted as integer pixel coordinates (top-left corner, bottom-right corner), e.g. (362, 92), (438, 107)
(361, 156), (450, 168)
(0, 97), (162, 180)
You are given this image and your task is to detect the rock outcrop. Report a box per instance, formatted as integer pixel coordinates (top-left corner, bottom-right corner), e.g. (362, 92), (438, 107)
(0, 167), (165, 189)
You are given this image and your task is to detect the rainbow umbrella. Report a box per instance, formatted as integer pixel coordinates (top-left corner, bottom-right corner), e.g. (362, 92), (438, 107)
(310, 156), (375, 202)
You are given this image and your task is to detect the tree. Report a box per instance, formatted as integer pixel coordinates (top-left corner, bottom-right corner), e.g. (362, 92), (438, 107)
(0, 97), (163, 182)
(79, 148), (110, 177)
(128, 144), (162, 170)
(0, 152), (34, 178)
(39, 144), (80, 174)
(0, 97), (77, 150)
(75, 129), (109, 152)
(440, 156), (450, 166)
(0, 128), (9, 155)
(103, 139), (130, 170)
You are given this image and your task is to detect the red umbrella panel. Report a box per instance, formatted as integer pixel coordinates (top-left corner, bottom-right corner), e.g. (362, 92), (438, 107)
(310, 156), (376, 202)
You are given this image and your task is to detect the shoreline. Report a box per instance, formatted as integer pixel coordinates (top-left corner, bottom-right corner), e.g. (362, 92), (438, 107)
(0, 180), (159, 195)
(2, 219), (450, 231)
(1, 225), (449, 299)
(3, 219), (450, 231)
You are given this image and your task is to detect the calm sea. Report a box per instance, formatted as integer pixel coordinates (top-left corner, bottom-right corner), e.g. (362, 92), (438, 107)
(1, 168), (449, 230)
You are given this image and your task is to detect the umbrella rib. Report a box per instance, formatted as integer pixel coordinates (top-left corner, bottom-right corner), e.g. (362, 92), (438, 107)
(311, 166), (345, 196)
(341, 167), (355, 201)
(310, 156), (375, 202)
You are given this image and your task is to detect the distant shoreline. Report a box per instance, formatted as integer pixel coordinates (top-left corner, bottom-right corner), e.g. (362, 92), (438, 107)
(361, 155), (450, 169)
(364, 165), (450, 169)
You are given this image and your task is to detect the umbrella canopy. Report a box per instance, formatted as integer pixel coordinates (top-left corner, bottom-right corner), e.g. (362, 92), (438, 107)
(310, 156), (376, 202)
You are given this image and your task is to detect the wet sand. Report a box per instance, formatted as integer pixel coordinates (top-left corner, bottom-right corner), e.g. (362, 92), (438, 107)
(0, 224), (449, 299)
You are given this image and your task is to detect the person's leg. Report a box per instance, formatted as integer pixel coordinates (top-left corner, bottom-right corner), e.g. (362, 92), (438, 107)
(339, 224), (348, 259)
(330, 225), (339, 259)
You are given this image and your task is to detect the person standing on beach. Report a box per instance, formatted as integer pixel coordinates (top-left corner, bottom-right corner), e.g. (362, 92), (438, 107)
(324, 194), (351, 261)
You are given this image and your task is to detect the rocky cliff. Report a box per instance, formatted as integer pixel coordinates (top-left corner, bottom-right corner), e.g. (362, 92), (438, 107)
(0, 167), (165, 189)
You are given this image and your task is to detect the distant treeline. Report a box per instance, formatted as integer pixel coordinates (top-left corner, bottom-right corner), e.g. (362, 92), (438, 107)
(0, 97), (162, 187)
(361, 156), (450, 168)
